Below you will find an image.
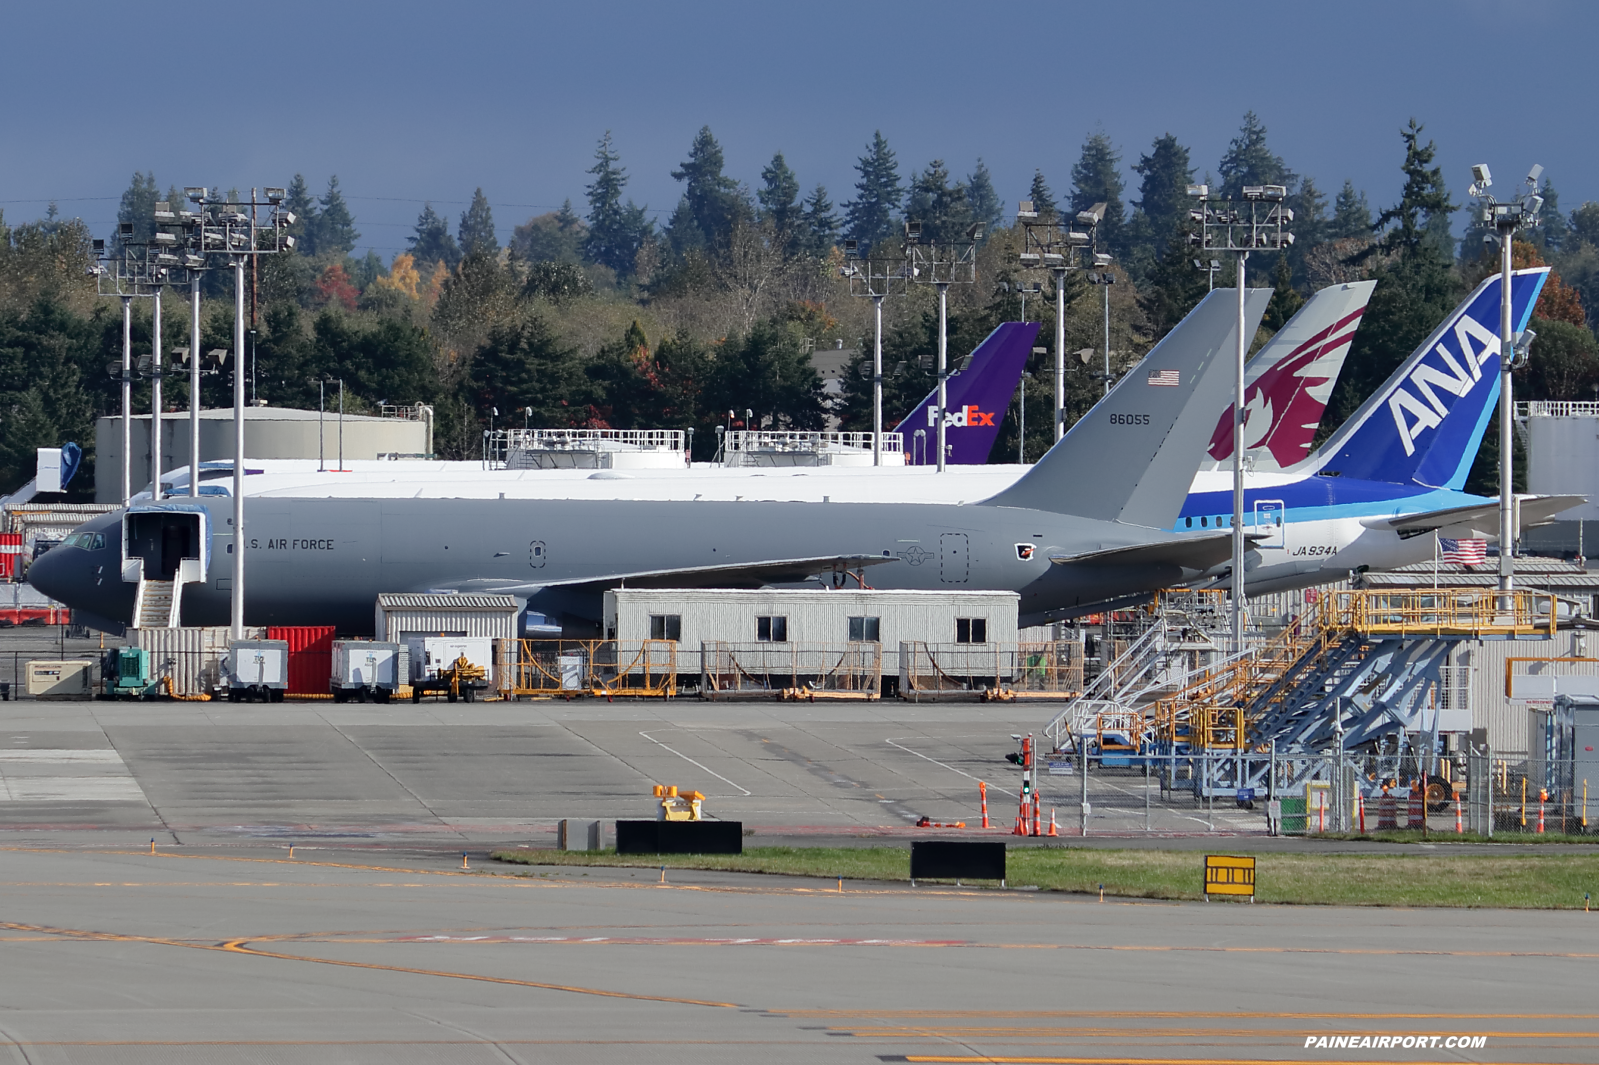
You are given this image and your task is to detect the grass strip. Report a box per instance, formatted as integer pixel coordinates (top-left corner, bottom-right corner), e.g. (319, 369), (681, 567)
(492, 845), (1599, 909)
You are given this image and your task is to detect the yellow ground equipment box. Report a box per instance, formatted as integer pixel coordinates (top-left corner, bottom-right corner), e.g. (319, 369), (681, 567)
(653, 784), (705, 821)
(26, 660), (95, 699)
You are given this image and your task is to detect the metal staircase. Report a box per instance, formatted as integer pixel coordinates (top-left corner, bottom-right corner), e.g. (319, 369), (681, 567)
(1156, 589), (1557, 755)
(132, 579), (178, 628)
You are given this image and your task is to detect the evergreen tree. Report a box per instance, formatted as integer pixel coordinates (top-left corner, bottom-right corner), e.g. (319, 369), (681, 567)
(1069, 132), (1125, 253)
(757, 152), (801, 236)
(408, 203), (460, 271)
(966, 159), (1002, 235)
(1534, 177), (1567, 252)
(583, 131), (652, 277)
(1217, 111), (1295, 200)
(1369, 119), (1455, 259)
(468, 314), (584, 426)
(670, 126), (745, 251)
(1130, 134), (1193, 252)
(1290, 176), (1329, 252)
(283, 174), (320, 256)
(1027, 170), (1057, 223)
(458, 187), (498, 257)
(796, 185), (838, 258)
(509, 200), (586, 264)
(1330, 180), (1372, 239)
(115, 171), (160, 251)
(314, 175), (359, 259)
(663, 196), (704, 258)
(905, 160), (971, 244)
(1327, 121), (1461, 447)
(843, 131), (902, 250)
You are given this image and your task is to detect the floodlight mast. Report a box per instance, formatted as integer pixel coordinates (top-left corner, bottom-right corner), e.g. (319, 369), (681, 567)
(905, 222), (981, 471)
(1016, 201), (1105, 443)
(180, 187), (294, 638)
(1186, 183), (1293, 653)
(1469, 162), (1544, 594)
(842, 239), (909, 466)
(95, 228), (167, 506)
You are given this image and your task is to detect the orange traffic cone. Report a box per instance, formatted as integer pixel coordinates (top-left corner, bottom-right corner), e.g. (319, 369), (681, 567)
(1047, 809), (1059, 836)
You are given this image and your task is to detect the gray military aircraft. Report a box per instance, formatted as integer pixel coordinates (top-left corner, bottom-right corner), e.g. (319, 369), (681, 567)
(32, 289), (1269, 634)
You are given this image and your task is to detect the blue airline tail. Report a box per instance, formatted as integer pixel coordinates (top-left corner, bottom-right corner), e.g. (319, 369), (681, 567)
(1305, 268), (1549, 489)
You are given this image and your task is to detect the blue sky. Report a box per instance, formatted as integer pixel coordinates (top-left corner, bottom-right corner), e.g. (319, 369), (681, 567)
(3, 0), (1591, 260)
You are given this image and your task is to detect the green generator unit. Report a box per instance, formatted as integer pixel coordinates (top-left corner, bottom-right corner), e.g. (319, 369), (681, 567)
(103, 647), (159, 699)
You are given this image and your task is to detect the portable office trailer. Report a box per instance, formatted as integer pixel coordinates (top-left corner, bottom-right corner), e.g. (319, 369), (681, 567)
(375, 594), (518, 688)
(374, 594), (520, 642)
(603, 588), (1019, 649)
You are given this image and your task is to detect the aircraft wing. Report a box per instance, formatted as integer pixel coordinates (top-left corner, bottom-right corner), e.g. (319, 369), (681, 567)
(1048, 532), (1265, 572)
(1362, 495), (1585, 536)
(443, 553), (901, 598)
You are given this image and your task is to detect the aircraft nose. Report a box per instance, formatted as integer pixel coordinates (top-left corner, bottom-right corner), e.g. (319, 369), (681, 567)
(26, 545), (71, 604)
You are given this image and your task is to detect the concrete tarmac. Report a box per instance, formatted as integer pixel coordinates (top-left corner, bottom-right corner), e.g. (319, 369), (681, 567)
(0, 697), (1282, 850)
(0, 844), (1593, 1064)
(0, 698), (1594, 1062)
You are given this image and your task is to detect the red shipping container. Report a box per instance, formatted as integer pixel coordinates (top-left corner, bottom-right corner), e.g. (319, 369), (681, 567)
(268, 626), (335, 695)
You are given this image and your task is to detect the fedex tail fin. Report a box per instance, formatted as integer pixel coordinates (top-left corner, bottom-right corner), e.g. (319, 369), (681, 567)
(1204, 279), (1375, 472)
(1306, 268), (1548, 489)
(982, 288), (1270, 527)
(894, 322), (1040, 464)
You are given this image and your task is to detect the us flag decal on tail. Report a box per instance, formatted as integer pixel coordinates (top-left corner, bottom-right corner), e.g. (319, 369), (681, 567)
(1147, 369), (1180, 386)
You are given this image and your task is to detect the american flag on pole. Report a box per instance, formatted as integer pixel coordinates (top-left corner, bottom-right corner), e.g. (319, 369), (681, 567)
(1439, 538), (1487, 565)
(1147, 369), (1180, 387)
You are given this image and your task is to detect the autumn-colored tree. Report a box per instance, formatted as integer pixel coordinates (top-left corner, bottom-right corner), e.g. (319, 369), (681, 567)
(374, 253), (421, 300)
(1512, 241), (1586, 326)
(314, 263), (359, 310)
(422, 260), (450, 311)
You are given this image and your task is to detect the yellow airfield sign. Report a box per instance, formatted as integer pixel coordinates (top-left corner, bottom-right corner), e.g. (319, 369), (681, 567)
(1204, 854), (1256, 897)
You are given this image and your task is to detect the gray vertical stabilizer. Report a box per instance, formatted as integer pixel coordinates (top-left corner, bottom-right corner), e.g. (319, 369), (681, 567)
(980, 287), (1271, 527)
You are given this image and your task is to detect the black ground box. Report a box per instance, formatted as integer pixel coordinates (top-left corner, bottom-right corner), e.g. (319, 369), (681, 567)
(615, 820), (744, 855)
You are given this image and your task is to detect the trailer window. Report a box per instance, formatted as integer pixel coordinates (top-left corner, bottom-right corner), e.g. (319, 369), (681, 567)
(847, 616), (880, 642)
(757, 615), (788, 642)
(649, 614), (681, 641)
(955, 617), (987, 644)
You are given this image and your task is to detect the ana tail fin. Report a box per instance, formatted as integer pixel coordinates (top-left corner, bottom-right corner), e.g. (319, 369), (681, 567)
(981, 288), (1270, 526)
(894, 322), (1040, 464)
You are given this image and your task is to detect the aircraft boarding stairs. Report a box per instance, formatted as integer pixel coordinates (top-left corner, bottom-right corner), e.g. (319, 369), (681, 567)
(1045, 591), (1236, 755)
(122, 505), (209, 630)
(1150, 589), (1557, 798)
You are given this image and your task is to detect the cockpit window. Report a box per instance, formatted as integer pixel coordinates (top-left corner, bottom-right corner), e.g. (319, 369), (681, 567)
(64, 532), (105, 550)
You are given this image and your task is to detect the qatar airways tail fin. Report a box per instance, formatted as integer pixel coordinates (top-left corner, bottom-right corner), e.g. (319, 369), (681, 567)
(894, 321), (1040, 464)
(1203, 279), (1375, 473)
(1304, 267), (1549, 489)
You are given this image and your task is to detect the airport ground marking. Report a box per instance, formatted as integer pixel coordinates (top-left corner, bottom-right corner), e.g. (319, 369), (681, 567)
(885, 738), (981, 782)
(0, 919), (739, 1008)
(638, 729), (752, 795)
